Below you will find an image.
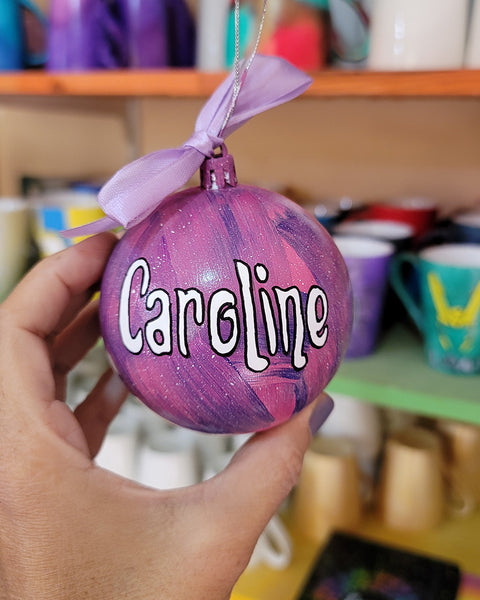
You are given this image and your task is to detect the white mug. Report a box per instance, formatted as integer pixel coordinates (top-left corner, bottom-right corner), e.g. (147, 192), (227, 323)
(246, 514), (292, 571)
(96, 430), (138, 480)
(95, 404), (141, 480)
(0, 198), (30, 301)
(136, 426), (200, 490)
(196, 0), (230, 70)
(368, 0), (469, 70)
(320, 392), (383, 478)
(465, 0), (480, 68)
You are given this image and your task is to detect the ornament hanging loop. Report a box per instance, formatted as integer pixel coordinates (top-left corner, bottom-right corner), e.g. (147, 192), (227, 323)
(200, 144), (238, 191)
(219, 0), (269, 136)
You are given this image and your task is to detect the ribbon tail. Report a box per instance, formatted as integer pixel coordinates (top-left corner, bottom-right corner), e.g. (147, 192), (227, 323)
(62, 215), (121, 238)
(222, 55), (313, 137)
(193, 55), (312, 144)
(98, 146), (205, 229)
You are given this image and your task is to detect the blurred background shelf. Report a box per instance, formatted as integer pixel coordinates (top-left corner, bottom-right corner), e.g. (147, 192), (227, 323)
(232, 510), (480, 600)
(327, 325), (480, 425)
(1, 69), (480, 98)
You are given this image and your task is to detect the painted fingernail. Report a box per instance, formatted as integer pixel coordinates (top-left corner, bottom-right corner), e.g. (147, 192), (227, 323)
(309, 394), (334, 435)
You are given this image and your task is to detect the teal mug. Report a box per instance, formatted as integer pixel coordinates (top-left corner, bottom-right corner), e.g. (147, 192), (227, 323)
(391, 244), (480, 375)
(0, 0), (46, 70)
(327, 0), (370, 67)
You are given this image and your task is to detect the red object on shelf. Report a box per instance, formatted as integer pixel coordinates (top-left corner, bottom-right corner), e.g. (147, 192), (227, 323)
(261, 2), (327, 71)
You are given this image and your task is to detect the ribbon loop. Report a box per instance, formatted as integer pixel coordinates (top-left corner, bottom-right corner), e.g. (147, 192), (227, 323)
(63, 55), (312, 238)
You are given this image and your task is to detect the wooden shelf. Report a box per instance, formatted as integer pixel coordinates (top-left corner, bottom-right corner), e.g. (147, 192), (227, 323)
(327, 325), (480, 425)
(1, 69), (480, 98)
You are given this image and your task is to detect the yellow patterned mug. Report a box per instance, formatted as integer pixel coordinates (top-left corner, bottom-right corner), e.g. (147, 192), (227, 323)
(391, 244), (480, 375)
(32, 190), (105, 257)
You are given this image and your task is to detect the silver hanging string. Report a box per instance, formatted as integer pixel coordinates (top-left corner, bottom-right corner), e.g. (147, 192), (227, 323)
(220, 0), (269, 137)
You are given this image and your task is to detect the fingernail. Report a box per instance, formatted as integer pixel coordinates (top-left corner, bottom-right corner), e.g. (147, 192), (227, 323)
(309, 394), (334, 435)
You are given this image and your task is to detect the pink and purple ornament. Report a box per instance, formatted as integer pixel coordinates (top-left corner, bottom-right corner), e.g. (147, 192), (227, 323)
(65, 54), (352, 433)
(100, 149), (352, 433)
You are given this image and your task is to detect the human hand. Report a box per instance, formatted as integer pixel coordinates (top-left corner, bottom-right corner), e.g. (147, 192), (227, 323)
(0, 233), (333, 600)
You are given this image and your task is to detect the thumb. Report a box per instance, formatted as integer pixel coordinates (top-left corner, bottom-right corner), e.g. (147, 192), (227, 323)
(207, 393), (334, 537)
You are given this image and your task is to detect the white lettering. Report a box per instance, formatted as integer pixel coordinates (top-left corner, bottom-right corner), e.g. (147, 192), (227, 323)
(274, 287), (307, 370)
(117, 259), (329, 372)
(176, 288), (204, 357)
(208, 289), (239, 356)
(145, 290), (172, 355)
(119, 258), (149, 354)
(235, 260), (269, 373)
(307, 287), (329, 348)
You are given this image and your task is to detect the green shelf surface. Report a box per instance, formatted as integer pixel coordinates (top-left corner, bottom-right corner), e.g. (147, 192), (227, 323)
(327, 325), (480, 424)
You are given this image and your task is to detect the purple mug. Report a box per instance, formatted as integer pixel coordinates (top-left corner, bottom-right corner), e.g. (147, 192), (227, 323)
(127, 0), (195, 68)
(48, 0), (129, 71)
(334, 235), (395, 358)
(127, 0), (167, 68)
(48, 0), (194, 70)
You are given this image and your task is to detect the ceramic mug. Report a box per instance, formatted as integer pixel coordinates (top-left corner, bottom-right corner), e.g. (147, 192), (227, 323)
(465, 0), (480, 68)
(368, 0), (469, 70)
(453, 211), (480, 244)
(291, 436), (366, 543)
(136, 426), (200, 490)
(378, 426), (475, 531)
(196, 0), (230, 70)
(390, 244), (480, 375)
(126, 0), (168, 68)
(0, 198), (30, 302)
(334, 235), (395, 358)
(163, 0), (196, 68)
(304, 203), (341, 234)
(32, 190), (105, 257)
(48, 0), (129, 70)
(95, 407), (140, 480)
(418, 211), (480, 247)
(0, 0), (46, 70)
(378, 427), (445, 531)
(363, 197), (437, 240)
(436, 419), (480, 510)
(320, 392), (383, 479)
(327, 0), (370, 68)
(334, 219), (414, 251)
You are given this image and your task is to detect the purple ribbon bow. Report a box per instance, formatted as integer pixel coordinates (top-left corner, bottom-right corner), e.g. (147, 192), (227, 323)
(65, 55), (312, 237)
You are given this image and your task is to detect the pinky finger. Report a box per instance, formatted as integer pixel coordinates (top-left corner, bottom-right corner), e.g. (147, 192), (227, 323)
(74, 369), (129, 458)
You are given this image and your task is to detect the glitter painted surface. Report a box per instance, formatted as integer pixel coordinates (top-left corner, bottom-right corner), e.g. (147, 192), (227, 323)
(100, 185), (352, 433)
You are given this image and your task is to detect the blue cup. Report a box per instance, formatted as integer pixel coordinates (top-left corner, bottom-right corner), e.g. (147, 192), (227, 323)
(418, 211), (480, 249)
(0, 0), (46, 70)
(453, 211), (480, 244)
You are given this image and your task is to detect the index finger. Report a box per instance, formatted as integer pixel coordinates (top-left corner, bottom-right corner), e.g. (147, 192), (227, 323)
(3, 232), (118, 339)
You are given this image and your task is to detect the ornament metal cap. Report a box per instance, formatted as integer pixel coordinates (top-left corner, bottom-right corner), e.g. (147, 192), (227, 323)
(201, 144), (238, 191)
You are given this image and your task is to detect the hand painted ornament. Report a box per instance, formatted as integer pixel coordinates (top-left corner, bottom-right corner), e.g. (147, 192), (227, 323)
(67, 55), (352, 433)
(100, 147), (352, 433)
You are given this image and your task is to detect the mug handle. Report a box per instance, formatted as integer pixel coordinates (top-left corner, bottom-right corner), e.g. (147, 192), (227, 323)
(390, 252), (424, 333)
(19, 0), (47, 67)
(443, 465), (476, 518)
(329, 0), (370, 63)
(255, 515), (292, 571)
